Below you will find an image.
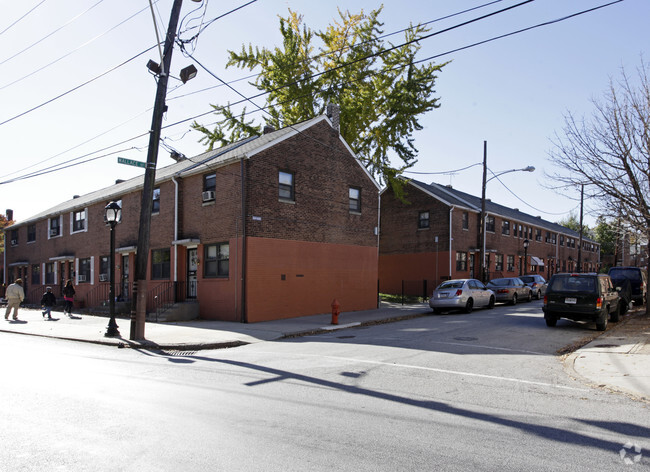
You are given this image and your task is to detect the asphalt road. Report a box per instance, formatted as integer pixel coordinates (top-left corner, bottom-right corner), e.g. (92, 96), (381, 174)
(1, 299), (648, 471)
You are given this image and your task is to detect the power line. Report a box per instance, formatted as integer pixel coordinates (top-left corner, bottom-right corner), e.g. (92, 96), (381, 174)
(0, 0), (48, 36)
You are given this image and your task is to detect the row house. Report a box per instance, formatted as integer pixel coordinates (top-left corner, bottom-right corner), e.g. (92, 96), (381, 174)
(379, 178), (600, 295)
(3, 111), (381, 322)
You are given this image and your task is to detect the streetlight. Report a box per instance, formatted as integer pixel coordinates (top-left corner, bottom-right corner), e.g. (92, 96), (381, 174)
(523, 238), (529, 276)
(104, 201), (122, 338)
(478, 141), (535, 283)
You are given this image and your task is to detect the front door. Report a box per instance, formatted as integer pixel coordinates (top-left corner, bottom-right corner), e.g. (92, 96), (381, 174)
(187, 248), (198, 298)
(469, 254), (475, 278)
(121, 255), (130, 301)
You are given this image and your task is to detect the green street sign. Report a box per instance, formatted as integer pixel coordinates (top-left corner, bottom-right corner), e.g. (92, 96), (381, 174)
(118, 157), (146, 168)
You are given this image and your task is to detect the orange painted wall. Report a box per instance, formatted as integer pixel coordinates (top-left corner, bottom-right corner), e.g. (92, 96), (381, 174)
(245, 237), (378, 322)
(379, 251), (452, 295)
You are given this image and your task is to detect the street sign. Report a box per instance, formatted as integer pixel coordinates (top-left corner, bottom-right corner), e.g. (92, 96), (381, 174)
(118, 157), (146, 168)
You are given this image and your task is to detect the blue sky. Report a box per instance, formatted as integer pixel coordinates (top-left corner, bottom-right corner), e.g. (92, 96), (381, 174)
(1, 0), (647, 227)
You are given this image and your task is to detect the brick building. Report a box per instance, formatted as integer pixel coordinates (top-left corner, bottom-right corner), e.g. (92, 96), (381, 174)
(379, 179), (600, 295)
(3, 112), (381, 322)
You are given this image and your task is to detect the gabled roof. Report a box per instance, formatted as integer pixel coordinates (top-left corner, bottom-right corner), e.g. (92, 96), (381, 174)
(407, 178), (595, 242)
(13, 114), (378, 226)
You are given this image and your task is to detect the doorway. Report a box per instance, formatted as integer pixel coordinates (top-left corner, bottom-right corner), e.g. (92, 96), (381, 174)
(187, 248), (198, 299)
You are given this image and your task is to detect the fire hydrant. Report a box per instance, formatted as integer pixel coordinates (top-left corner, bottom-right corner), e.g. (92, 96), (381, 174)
(331, 299), (341, 325)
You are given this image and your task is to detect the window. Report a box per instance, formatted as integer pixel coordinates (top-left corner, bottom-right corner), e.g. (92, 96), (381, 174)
(495, 254), (504, 271)
(512, 222), (518, 237)
(462, 212), (469, 230)
(151, 249), (170, 279)
(27, 225), (36, 243)
(528, 227), (533, 239)
(560, 235), (565, 247)
(349, 187), (361, 213)
(79, 258), (91, 283)
(204, 243), (229, 277)
(45, 263), (55, 285)
(418, 211), (430, 229)
(72, 209), (87, 232)
(99, 256), (109, 281)
(279, 171), (294, 201)
(49, 216), (61, 238)
(204, 173), (216, 192)
(10, 229), (18, 245)
(31, 264), (40, 285)
(152, 188), (161, 214)
(456, 251), (468, 271)
(507, 255), (515, 272)
(535, 228), (542, 242)
(501, 221), (510, 235)
(485, 215), (495, 233)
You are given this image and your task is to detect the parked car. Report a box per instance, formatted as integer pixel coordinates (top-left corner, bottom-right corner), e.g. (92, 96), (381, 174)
(487, 277), (532, 304)
(542, 273), (622, 331)
(608, 267), (647, 306)
(429, 279), (495, 314)
(519, 274), (547, 300)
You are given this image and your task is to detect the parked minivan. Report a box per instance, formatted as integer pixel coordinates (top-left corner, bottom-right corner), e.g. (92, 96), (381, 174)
(608, 267), (647, 306)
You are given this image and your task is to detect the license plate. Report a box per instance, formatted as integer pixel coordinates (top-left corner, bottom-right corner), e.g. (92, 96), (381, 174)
(438, 293), (449, 299)
(565, 297), (577, 304)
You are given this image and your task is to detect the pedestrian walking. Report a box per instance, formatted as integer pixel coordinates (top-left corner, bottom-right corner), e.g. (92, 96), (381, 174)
(40, 286), (56, 320)
(4, 279), (25, 321)
(63, 279), (76, 317)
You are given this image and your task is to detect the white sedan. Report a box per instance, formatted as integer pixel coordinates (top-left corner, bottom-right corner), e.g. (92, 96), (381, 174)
(429, 279), (496, 314)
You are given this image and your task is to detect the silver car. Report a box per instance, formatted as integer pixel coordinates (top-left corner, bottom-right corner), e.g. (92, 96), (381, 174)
(519, 274), (547, 300)
(487, 277), (532, 304)
(429, 279), (495, 314)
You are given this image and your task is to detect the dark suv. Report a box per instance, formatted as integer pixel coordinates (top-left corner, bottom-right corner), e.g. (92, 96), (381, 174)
(542, 273), (622, 331)
(608, 267), (647, 306)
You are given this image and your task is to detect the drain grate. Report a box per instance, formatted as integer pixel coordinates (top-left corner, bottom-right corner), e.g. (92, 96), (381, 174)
(453, 336), (478, 342)
(594, 344), (619, 348)
(337, 335), (356, 339)
(162, 350), (197, 357)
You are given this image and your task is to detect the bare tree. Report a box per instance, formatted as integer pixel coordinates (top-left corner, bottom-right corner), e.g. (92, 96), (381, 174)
(548, 59), (650, 313)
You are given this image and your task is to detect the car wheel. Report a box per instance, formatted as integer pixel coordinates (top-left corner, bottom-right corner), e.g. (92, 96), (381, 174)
(487, 296), (495, 309)
(464, 298), (474, 314)
(610, 303), (621, 323)
(545, 316), (557, 327)
(511, 293), (517, 305)
(526, 290), (532, 302)
(596, 313), (608, 331)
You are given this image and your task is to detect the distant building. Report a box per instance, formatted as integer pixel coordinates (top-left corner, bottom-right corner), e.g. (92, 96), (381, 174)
(379, 179), (600, 295)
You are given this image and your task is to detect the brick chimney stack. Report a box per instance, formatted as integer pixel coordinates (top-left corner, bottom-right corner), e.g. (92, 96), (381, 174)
(326, 103), (340, 134)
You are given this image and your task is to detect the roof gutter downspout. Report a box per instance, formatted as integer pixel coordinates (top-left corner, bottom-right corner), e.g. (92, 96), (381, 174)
(172, 175), (179, 283)
(240, 157), (247, 323)
(449, 207), (454, 279)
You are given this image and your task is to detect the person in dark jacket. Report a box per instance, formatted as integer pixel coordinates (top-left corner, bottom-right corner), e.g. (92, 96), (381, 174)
(40, 286), (56, 320)
(62, 279), (76, 317)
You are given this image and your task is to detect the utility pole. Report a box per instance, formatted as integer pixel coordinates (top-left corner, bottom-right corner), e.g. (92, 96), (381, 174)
(130, 0), (185, 340)
(479, 141), (487, 283)
(577, 184), (584, 273)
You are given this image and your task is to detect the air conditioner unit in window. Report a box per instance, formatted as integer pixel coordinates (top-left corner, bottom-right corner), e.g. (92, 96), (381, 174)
(50, 229), (59, 237)
(99, 274), (108, 282)
(202, 190), (216, 202)
(77, 275), (86, 282)
(10, 239), (17, 245)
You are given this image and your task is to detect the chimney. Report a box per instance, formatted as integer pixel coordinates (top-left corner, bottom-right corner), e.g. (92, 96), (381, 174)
(6, 209), (13, 221)
(115, 179), (125, 184)
(263, 125), (276, 135)
(326, 103), (340, 133)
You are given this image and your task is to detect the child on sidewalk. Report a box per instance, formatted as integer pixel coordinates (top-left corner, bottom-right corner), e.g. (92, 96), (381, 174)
(40, 286), (56, 320)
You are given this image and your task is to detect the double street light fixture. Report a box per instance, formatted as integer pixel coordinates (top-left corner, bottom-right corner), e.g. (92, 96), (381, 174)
(104, 201), (122, 338)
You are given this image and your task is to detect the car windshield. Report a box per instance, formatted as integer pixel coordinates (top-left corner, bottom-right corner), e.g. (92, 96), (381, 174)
(439, 281), (463, 290)
(519, 276), (535, 284)
(550, 276), (596, 292)
(609, 268), (642, 282)
(488, 279), (511, 286)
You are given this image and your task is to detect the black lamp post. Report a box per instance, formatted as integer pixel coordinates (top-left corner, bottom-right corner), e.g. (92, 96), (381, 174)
(523, 239), (530, 276)
(104, 201), (122, 337)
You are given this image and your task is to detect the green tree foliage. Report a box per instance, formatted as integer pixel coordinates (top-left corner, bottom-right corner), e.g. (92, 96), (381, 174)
(592, 217), (617, 256)
(192, 8), (446, 189)
(0, 214), (12, 255)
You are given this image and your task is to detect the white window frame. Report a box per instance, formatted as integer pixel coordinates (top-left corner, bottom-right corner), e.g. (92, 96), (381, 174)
(70, 208), (88, 234)
(48, 215), (63, 239)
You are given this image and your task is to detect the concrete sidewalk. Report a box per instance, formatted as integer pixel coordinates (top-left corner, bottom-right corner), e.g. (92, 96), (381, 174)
(2, 302), (649, 402)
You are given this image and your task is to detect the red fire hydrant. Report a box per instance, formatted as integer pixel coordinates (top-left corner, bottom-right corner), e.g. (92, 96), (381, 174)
(331, 299), (340, 325)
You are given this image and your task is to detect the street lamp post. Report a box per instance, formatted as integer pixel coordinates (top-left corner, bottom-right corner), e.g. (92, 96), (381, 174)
(104, 201), (122, 338)
(478, 140), (535, 283)
(523, 238), (529, 276)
